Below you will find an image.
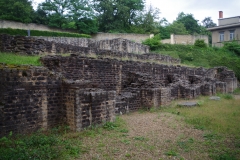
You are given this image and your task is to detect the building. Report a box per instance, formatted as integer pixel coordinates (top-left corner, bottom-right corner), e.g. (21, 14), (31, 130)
(207, 11), (240, 47)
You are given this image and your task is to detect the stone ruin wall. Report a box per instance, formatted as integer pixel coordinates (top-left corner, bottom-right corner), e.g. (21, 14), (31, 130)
(0, 34), (149, 54)
(0, 34), (180, 64)
(0, 34), (238, 137)
(0, 55), (238, 136)
(0, 64), (116, 136)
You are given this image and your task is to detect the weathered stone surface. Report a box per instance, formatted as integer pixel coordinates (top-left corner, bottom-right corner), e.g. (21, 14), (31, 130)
(178, 102), (199, 107)
(0, 35), (238, 137)
(209, 96), (221, 100)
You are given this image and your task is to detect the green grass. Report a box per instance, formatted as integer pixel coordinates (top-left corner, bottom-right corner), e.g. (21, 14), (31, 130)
(153, 43), (240, 80)
(163, 96), (240, 136)
(0, 127), (82, 160)
(233, 88), (240, 95)
(0, 52), (42, 66)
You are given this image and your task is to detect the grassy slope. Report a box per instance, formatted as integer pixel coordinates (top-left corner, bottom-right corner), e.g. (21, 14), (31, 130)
(0, 52), (42, 66)
(154, 44), (240, 80)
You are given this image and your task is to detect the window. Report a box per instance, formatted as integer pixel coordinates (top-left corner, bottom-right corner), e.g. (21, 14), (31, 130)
(219, 32), (224, 42)
(229, 30), (235, 40)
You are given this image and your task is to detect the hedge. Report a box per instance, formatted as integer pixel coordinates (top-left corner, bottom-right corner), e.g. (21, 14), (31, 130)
(0, 28), (91, 38)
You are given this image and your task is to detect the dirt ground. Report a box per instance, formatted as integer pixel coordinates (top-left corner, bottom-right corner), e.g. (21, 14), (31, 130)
(79, 112), (210, 160)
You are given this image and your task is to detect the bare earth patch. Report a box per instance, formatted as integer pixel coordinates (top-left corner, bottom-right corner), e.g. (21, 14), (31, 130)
(79, 112), (210, 160)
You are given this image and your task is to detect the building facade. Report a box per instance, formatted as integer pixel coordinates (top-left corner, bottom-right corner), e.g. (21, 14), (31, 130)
(208, 11), (240, 47)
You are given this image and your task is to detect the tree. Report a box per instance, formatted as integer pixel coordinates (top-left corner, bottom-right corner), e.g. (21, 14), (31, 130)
(130, 5), (161, 34)
(39, 0), (71, 28)
(202, 17), (216, 28)
(158, 18), (170, 39)
(0, 0), (34, 23)
(94, 0), (145, 32)
(176, 12), (200, 34)
(68, 0), (98, 33)
(167, 21), (188, 35)
(32, 6), (49, 25)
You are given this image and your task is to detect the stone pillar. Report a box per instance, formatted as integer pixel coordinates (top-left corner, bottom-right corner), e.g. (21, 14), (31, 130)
(41, 89), (48, 130)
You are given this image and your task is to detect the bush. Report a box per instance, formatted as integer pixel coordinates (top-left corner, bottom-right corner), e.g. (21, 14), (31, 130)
(0, 28), (91, 38)
(142, 34), (161, 50)
(194, 39), (207, 48)
(223, 41), (240, 56)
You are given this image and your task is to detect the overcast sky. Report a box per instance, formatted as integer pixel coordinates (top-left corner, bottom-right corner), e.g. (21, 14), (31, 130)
(147, 0), (240, 24)
(33, 0), (240, 25)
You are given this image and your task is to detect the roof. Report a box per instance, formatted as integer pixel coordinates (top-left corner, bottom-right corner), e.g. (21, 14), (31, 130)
(207, 23), (240, 31)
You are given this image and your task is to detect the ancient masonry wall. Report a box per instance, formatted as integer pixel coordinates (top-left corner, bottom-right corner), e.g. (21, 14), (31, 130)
(0, 65), (116, 136)
(0, 34), (180, 64)
(0, 34), (150, 54)
(41, 55), (238, 111)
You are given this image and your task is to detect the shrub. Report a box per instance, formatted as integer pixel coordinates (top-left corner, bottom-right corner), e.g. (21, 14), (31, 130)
(223, 41), (240, 56)
(142, 34), (161, 50)
(194, 39), (207, 48)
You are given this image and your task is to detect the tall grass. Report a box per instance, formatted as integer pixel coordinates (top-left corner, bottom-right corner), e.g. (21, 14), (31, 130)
(0, 52), (42, 66)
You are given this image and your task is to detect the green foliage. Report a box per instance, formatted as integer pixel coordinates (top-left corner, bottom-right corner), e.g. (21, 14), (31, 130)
(175, 12), (201, 34)
(222, 94), (234, 100)
(223, 41), (240, 56)
(0, 0), (34, 23)
(202, 17), (217, 28)
(233, 88), (240, 95)
(75, 18), (98, 34)
(94, 0), (145, 32)
(0, 128), (81, 160)
(155, 43), (240, 80)
(142, 34), (161, 50)
(167, 21), (188, 35)
(103, 121), (119, 130)
(194, 39), (207, 48)
(0, 28), (91, 38)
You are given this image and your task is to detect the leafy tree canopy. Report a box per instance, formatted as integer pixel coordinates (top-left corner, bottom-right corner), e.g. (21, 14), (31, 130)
(0, 0), (34, 23)
(202, 17), (217, 28)
(175, 12), (201, 34)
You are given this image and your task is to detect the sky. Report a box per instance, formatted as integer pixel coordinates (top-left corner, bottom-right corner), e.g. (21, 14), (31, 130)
(146, 0), (240, 24)
(33, 0), (240, 25)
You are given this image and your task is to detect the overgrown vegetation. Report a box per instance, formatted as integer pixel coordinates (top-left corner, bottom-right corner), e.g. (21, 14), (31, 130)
(142, 34), (161, 50)
(0, 28), (91, 38)
(0, 52), (42, 66)
(145, 40), (240, 80)
(0, 126), (82, 160)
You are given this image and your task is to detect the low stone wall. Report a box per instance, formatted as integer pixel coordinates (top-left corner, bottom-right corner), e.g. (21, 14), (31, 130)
(91, 33), (153, 43)
(33, 36), (95, 48)
(0, 20), (77, 33)
(0, 34), (180, 64)
(161, 34), (209, 45)
(89, 38), (149, 54)
(0, 34), (150, 54)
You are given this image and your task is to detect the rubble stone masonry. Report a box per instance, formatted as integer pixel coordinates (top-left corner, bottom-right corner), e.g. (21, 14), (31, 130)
(0, 34), (238, 137)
